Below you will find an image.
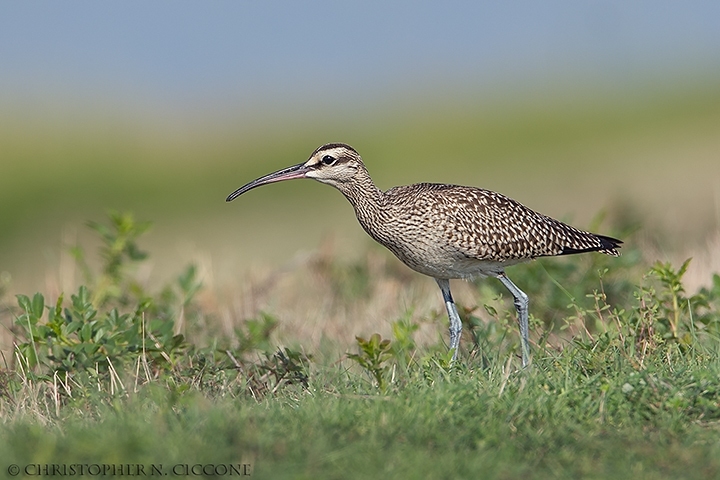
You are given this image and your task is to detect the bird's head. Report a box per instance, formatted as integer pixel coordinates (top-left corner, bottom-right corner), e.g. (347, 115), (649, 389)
(226, 143), (365, 202)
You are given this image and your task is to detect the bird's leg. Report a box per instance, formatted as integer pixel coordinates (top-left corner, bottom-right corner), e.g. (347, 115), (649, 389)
(435, 278), (462, 363)
(496, 273), (530, 367)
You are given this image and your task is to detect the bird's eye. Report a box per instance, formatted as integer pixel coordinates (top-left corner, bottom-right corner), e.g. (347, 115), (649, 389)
(321, 155), (336, 165)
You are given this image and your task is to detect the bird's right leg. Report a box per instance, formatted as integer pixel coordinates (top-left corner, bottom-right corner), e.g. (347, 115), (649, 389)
(435, 278), (462, 363)
(496, 273), (530, 367)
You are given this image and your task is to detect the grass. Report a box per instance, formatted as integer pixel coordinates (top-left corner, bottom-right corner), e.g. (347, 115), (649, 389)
(3, 361), (720, 479)
(0, 212), (719, 479)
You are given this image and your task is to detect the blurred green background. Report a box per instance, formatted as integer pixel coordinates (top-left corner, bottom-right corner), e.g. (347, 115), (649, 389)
(1, 2), (719, 294)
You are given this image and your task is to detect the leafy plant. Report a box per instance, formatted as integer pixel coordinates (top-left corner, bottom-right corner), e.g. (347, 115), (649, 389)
(9, 212), (308, 404)
(70, 211), (152, 306)
(15, 285), (186, 380)
(256, 347), (311, 390)
(12, 213), (190, 383)
(646, 259), (717, 341)
(347, 333), (393, 391)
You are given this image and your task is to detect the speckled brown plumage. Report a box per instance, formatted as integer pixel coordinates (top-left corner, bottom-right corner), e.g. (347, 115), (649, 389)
(227, 142), (622, 367)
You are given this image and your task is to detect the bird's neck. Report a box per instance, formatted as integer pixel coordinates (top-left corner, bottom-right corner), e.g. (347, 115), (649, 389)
(336, 168), (386, 225)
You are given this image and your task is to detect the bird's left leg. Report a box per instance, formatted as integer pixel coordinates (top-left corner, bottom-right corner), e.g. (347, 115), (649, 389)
(496, 273), (530, 367)
(435, 278), (462, 363)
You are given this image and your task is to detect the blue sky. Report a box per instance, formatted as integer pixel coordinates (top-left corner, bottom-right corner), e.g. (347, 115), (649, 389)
(2, 1), (719, 113)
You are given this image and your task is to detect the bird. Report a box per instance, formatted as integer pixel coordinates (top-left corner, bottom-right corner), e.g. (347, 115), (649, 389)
(226, 143), (622, 367)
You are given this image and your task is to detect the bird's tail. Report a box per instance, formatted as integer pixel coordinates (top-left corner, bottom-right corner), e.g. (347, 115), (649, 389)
(560, 233), (622, 257)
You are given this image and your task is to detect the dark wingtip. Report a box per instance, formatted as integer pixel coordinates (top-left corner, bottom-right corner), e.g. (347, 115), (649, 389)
(560, 234), (623, 257)
(598, 234), (623, 249)
(597, 234), (623, 257)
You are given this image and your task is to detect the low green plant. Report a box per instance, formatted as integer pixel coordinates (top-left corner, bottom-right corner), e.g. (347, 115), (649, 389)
(7, 212), (310, 407)
(644, 259), (718, 342)
(348, 314), (460, 391)
(234, 313), (278, 354)
(13, 213), (189, 386)
(14, 286), (186, 379)
(347, 333), (394, 391)
(258, 347), (311, 390)
(71, 211), (151, 307)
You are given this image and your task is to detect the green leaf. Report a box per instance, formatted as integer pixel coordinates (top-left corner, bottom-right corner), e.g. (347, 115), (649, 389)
(93, 328), (106, 342)
(31, 292), (45, 319)
(80, 322), (93, 342)
(66, 320), (83, 334)
(17, 343), (38, 368)
(49, 294), (64, 325)
(16, 294), (31, 313)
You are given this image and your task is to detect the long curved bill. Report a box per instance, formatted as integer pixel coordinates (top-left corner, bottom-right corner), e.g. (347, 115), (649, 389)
(226, 162), (311, 202)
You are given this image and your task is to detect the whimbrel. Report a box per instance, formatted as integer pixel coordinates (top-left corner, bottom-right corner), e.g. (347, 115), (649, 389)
(227, 143), (621, 367)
